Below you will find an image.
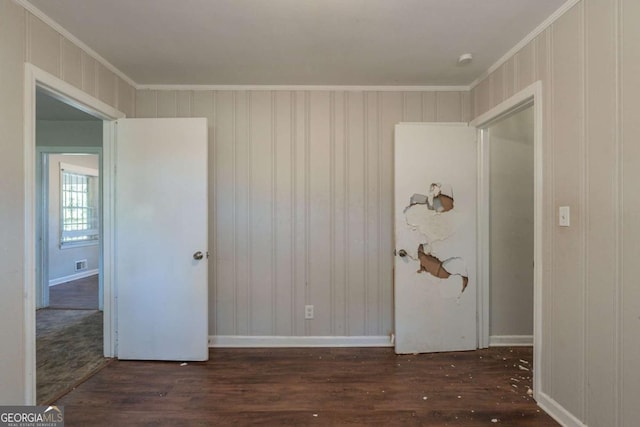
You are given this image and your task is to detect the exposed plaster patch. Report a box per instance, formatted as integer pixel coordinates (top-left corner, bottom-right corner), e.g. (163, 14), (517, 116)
(404, 204), (458, 245)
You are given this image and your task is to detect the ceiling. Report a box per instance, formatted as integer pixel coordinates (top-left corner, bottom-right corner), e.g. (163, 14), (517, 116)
(29, 0), (566, 86)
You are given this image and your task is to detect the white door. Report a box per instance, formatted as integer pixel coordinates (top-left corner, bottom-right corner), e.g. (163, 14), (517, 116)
(394, 123), (477, 354)
(115, 118), (208, 361)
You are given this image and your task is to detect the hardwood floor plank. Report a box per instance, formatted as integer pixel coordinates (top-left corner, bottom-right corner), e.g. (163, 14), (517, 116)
(56, 347), (558, 426)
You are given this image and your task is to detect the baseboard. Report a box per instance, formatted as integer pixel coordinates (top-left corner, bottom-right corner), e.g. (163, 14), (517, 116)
(208, 335), (394, 348)
(49, 269), (98, 286)
(536, 391), (587, 427)
(489, 335), (534, 347)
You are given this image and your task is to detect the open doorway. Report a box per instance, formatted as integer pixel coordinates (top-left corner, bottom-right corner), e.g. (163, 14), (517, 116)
(34, 89), (107, 404)
(24, 64), (124, 404)
(471, 82), (543, 400)
(486, 105), (534, 345)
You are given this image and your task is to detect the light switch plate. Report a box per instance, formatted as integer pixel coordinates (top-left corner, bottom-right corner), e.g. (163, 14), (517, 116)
(559, 206), (570, 227)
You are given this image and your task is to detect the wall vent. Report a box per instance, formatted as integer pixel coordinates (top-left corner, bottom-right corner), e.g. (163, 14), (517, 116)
(75, 259), (88, 272)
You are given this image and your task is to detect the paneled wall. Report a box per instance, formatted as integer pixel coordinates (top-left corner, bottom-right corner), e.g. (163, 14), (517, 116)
(471, 0), (639, 425)
(136, 89), (470, 337)
(25, 11), (135, 117)
(0, 0), (135, 403)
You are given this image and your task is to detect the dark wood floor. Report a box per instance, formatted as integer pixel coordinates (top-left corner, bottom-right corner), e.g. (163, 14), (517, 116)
(56, 346), (558, 426)
(49, 275), (98, 309)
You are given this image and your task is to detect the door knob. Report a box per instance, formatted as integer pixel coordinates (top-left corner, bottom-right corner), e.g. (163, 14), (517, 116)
(397, 249), (407, 257)
(193, 251), (204, 260)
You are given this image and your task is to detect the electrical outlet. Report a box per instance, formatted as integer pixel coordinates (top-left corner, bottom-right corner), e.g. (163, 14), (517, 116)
(305, 305), (314, 319)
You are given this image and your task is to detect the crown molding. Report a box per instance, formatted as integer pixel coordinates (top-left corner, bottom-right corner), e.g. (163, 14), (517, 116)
(16, 0), (579, 93)
(468, 0), (581, 90)
(15, 0), (138, 88)
(137, 84), (471, 92)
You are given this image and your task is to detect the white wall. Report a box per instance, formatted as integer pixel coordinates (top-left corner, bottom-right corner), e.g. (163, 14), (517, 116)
(46, 154), (99, 282)
(471, 0), (640, 425)
(136, 89), (470, 338)
(0, 0), (134, 403)
(489, 106), (534, 337)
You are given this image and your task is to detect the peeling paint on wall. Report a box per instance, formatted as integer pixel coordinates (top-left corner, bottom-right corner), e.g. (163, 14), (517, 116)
(401, 181), (469, 297)
(405, 183), (454, 213)
(417, 244), (469, 294)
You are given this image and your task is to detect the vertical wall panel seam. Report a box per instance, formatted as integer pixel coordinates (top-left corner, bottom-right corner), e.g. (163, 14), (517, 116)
(488, 75), (494, 111)
(58, 35), (63, 80)
(434, 92), (439, 122)
(581, 2), (589, 420)
(93, 59), (98, 100)
(290, 91), (297, 336)
(363, 93), (369, 335)
(25, 12), (31, 64)
(514, 54), (520, 94)
(211, 91), (218, 334)
(330, 92), (336, 335)
(152, 90), (158, 118)
(271, 91), (277, 335)
(232, 92), (238, 334)
(173, 91), (178, 117)
(304, 91), (310, 336)
(80, 56), (86, 96)
(376, 92), (383, 335)
(548, 27), (556, 396)
(614, 0), (623, 424)
(247, 92), (253, 334)
(502, 64), (508, 102)
(344, 92), (350, 335)
(533, 38), (538, 83)
(402, 93), (407, 121)
(114, 77), (119, 113)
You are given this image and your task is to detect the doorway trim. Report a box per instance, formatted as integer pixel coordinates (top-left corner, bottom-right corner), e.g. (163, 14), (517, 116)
(36, 147), (103, 310)
(469, 81), (543, 400)
(24, 63), (125, 404)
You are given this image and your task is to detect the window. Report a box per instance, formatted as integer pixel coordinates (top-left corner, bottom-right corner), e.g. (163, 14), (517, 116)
(60, 162), (99, 247)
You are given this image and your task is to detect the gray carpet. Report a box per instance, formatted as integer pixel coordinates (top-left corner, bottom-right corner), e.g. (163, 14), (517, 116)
(36, 309), (109, 404)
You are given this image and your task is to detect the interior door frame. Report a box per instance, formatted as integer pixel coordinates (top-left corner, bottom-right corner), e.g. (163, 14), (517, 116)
(23, 63), (124, 404)
(469, 81), (543, 400)
(36, 147), (103, 311)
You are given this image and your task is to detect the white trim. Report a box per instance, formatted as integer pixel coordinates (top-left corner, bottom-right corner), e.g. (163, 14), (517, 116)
(208, 335), (394, 348)
(469, 0), (581, 90)
(24, 62), (124, 405)
(537, 391), (588, 427)
(489, 335), (534, 347)
(48, 269), (98, 287)
(15, 0), (137, 88)
(35, 146), (102, 310)
(137, 84), (471, 92)
(476, 127), (490, 349)
(470, 81), (543, 405)
(30, 65), (123, 121)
